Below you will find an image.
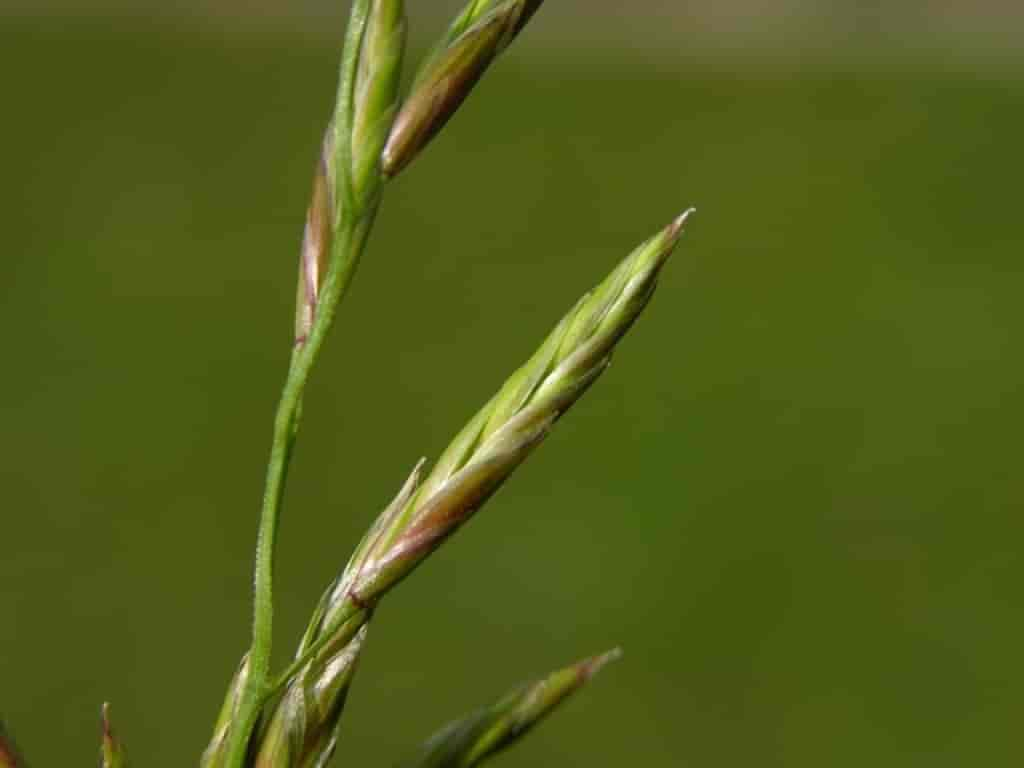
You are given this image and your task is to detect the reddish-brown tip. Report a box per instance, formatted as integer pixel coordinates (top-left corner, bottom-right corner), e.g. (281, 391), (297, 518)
(578, 647), (624, 682)
(668, 207), (697, 240)
(0, 725), (23, 768)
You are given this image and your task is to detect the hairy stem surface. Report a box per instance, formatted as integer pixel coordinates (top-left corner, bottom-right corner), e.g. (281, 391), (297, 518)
(221, 2), (376, 764)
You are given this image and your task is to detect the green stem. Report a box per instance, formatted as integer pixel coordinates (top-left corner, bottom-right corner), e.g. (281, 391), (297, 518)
(220, 212), (375, 767)
(217, 2), (377, 763)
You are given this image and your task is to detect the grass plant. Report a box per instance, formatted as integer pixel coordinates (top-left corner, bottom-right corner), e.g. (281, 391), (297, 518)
(8, 2), (694, 766)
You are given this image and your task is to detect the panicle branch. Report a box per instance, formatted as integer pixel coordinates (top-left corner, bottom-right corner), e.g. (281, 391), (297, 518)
(198, 0), (693, 761)
(350, 211), (694, 603)
(262, 213), (692, 748)
(397, 650), (622, 768)
(382, 0), (546, 177)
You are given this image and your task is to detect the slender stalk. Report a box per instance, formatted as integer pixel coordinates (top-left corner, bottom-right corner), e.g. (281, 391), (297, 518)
(224, 203), (370, 768)
(220, 2), (377, 764)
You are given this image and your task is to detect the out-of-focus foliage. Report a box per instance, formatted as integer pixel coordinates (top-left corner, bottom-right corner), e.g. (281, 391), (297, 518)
(0, 10), (1021, 768)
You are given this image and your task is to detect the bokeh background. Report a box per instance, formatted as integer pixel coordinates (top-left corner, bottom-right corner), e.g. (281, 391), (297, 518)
(2, 1), (1021, 765)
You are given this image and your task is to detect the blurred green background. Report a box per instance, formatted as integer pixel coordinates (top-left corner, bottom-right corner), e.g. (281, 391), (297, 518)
(2, 2), (1021, 766)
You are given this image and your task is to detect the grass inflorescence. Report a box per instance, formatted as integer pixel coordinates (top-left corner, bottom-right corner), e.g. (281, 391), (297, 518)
(6, 2), (695, 766)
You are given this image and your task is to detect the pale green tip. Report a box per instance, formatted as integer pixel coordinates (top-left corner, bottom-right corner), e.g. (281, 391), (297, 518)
(580, 647), (624, 680)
